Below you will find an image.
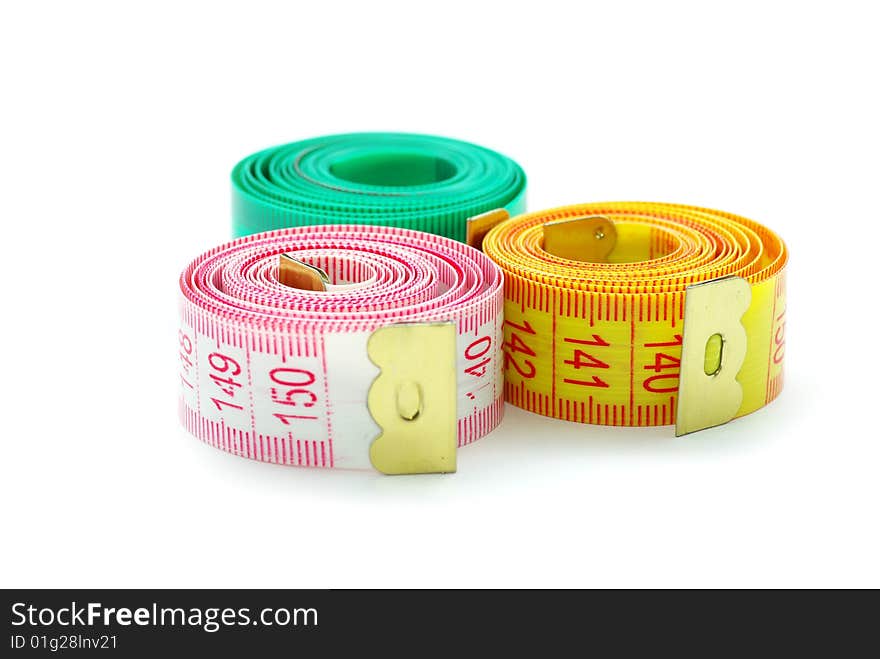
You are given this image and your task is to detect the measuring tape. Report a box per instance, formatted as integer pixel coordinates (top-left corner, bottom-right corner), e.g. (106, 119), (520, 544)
(178, 224), (504, 474)
(481, 202), (787, 434)
(231, 133), (527, 241)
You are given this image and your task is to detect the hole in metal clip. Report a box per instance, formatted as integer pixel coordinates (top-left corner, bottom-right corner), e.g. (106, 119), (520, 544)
(704, 333), (723, 376)
(396, 381), (423, 421)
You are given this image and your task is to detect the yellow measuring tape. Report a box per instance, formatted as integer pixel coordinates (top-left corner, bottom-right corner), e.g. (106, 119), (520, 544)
(479, 202), (787, 434)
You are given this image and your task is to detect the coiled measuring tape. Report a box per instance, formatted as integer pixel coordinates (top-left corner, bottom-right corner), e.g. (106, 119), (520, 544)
(231, 133), (527, 241)
(477, 202), (787, 435)
(178, 225), (503, 474)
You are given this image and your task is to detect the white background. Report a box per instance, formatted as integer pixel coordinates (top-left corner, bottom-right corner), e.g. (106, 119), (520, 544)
(2, 0), (877, 588)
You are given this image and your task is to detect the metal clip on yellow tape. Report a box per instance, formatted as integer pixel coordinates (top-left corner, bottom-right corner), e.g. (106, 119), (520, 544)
(477, 203), (787, 434)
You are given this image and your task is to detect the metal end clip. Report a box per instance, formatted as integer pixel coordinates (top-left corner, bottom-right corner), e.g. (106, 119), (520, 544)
(278, 254), (330, 292)
(543, 215), (617, 262)
(676, 276), (752, 436)
(366, 322), (457, 475)
(466, 208), (510, 251)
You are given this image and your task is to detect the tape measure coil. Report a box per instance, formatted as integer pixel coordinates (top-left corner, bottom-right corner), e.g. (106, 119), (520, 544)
(232, 133), (527, 241)
(178, 225), (505, 471)
(482, 202), (787, 428)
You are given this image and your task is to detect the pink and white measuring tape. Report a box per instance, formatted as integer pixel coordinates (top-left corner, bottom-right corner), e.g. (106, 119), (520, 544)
(178, 225), (504, 474)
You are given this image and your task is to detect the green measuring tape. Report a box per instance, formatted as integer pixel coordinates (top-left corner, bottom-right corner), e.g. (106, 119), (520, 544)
(231, 133), (527, 241)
